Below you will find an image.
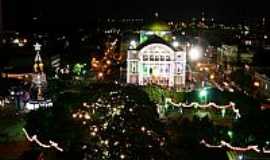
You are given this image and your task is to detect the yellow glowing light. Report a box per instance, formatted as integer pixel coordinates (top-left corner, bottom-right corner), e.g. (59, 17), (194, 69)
(34, 63), (38, 71)
(72, 113), (77, 118)
(98, 72), (103, 77)
(189, 47), (202, 61)
(254, 81), (260, 87)
(79, 114), (83, 119)
(84, 114), (90, 120)
(106, 60), (111, 65)
(91, 132), (96, 136)
(120, 154), (125, 159)
(141, 126), (146, 132)
(39, 63), (44, 71)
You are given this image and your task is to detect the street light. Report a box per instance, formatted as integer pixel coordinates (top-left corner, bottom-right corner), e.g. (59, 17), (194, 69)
(172, 41), (179, 48)
(199, 88), (208, 104)
(129, 40), (137, 49)
(189, 47), (202, 61)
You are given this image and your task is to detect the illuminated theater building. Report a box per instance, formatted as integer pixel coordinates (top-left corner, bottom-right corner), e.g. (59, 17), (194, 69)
(126, 21), (187, 90)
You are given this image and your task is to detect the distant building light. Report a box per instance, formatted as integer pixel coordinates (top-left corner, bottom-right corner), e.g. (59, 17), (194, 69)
(264, 35), (268, 39)
(25, 100), (53, 110)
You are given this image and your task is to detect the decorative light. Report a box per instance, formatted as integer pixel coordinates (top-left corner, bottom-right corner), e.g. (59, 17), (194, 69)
(98, 72), (103, 78)
(72, 113), (77, 118)
(84, 113), (90, 120)
(22, 128), (63, 152)
(254, 81), (260, 87)
(159, 98), (241, 119)
(120, 154), (125, 159)
(106, 60), (111, 65)
(201, 139), (270, 154)
(141, 126), (146, 132)
(91, 132), (96, 136)
(34, 42), (42, 51)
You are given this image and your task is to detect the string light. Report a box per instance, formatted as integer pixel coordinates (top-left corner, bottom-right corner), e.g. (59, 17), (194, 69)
(158, 98), (241, 119)
(91, 39), (124, 80)
(201, 139), (270, 153)
(70, 89), (166, 159)
(22, 128), (63, 152)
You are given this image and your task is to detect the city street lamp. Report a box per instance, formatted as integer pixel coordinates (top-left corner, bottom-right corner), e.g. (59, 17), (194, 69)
(129, 40), (137, 49)
(172, 41), (179, 48)
(189, 47), (202, 61)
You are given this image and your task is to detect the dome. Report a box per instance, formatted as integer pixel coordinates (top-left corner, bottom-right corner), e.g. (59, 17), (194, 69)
(142, 20), (170, 31)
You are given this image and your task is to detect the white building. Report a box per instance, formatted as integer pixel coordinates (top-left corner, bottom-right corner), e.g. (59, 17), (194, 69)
(127, 36), (186, 90)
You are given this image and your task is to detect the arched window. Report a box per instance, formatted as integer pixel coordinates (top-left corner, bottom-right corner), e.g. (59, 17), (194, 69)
(150, 55), (154, 61)
(143, 55), (148, 61)
(160, 56), (165, 61)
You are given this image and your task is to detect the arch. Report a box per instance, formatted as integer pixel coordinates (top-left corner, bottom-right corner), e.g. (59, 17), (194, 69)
(138, 43), (174, 61)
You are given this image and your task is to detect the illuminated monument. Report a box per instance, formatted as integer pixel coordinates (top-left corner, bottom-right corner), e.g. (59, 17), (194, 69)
(127, 20), (186, 90)
(31, 43), (47, 100)
(26, 43), (52, 110)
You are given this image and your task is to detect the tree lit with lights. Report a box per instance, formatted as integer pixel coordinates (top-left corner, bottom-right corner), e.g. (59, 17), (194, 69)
(72, 87), (167, 160)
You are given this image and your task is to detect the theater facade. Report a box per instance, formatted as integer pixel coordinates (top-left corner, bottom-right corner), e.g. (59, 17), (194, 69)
(126, 22), (186, 90)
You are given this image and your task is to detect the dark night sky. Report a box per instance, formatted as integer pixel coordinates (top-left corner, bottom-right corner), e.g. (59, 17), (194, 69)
(2, 0), (270, 30)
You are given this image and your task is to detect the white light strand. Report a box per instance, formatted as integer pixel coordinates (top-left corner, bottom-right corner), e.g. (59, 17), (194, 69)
(165, 98), (241, 119)
(22, 128), (64, 152)
(201, 139), (270, 153)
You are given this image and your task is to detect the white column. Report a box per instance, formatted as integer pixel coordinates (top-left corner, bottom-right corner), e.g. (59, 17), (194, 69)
(169, 62), (174, 87)
(138, 61), (143, 85)
(126, 60), (130, 83)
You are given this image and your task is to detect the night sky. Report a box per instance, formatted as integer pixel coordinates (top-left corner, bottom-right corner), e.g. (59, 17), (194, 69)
(2, 0), (270, 30)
